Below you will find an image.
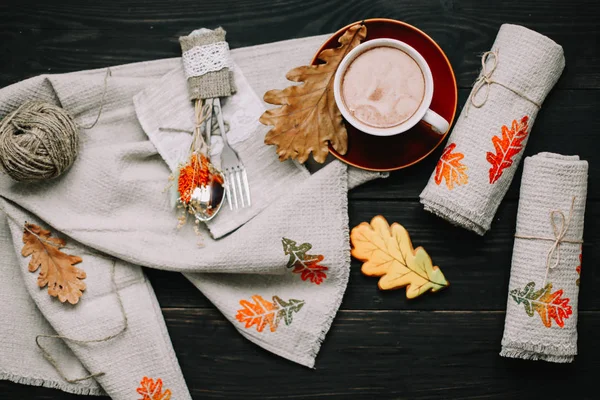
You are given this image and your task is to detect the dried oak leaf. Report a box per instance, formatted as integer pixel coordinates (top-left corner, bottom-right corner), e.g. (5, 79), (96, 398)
(22, 223), (86, 304)
(351, 216), (449, 299)
(260, 23), (367, 163)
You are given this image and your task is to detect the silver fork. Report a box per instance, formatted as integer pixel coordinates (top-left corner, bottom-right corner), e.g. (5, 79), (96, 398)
(209, 97), (251, 210)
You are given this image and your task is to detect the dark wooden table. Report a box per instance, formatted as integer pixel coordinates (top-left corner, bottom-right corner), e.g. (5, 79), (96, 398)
(1, 1), (598, 399)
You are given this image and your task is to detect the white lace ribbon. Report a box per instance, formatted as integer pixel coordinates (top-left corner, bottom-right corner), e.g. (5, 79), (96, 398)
(182, 42), (232, 79)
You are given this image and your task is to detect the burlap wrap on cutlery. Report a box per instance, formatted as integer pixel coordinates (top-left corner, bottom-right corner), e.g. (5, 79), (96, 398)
(420, 24), (565, 235)
(501, 153), (587, 363)
(179, 27), (236, 99)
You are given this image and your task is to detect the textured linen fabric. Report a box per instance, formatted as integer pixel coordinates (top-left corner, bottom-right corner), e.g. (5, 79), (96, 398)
(0, 32), (382, 397)
(1, 200), (192, 399)
(420, 24), (565, 235)
(0, 215), (105, 396)
(501, 153), (587, 363)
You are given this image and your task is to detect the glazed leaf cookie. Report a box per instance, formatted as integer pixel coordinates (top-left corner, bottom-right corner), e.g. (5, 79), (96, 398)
(350, 216), (449, 299)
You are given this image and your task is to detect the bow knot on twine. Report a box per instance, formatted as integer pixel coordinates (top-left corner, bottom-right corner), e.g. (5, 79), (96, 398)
(466, 50), (542, 116)
(515, 197), (583, 285)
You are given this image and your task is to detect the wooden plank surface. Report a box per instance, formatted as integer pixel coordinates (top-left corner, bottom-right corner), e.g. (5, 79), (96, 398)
(2, 309), (600, 399)
(0, 0), (598, 399)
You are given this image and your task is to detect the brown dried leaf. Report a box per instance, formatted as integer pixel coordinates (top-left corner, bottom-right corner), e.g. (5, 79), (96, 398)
(21, 223), (86, 304)
(260, 23), (367, 163)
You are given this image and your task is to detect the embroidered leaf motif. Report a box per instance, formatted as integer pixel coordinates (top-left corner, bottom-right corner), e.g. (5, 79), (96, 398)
(282, 237), (328, 285)
(576, 251), (582, 286)
(236, 295), (277, 332)
(21, 224), (86, 305)
(260, 23), (367, 163)
(510, 281), (572, 328)
(486, 115), (530, 184)
(434, 143), (468, 190)
(273, 296), (305, 326)
(236, 295), (305, 333)
(350, 216), (449, 299)
(292, 256), (328, 285)
(136, 377), (172, 400)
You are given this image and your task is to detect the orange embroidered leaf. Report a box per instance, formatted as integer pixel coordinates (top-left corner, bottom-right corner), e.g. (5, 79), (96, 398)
(510, 282), (572, 328)
(21, 224), (86, 304)
(434, 143), (468, 190)
(486, 115), (530, 184)
(260, 23), (367, 163)
(136, 377), (172, 400)
(235, 295), (305, 333)
(235, 295), (278, 332)
(282, 238), (328, 285)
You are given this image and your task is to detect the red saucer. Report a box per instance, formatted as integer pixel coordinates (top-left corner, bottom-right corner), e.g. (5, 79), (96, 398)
(312, 19), (458, 171)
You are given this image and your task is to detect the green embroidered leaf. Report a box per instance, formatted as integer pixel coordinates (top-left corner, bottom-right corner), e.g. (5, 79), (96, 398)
(282, 237), (329, 285)
(273, 296), (305, 326)
(282, 238), (313, 268)
(510, 281), (573, 328)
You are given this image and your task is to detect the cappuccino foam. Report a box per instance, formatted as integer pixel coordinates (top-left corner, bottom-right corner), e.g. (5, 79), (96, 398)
(341, 46), (425, 128)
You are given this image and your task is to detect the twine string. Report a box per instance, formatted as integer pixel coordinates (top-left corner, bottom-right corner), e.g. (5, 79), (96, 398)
(514, 197), (583, 285)
(466, 50), (542, 116)
(79, 68), (112, 130)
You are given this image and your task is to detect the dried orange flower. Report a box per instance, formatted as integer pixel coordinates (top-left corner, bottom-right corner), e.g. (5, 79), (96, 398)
(178, 153), (212, 204)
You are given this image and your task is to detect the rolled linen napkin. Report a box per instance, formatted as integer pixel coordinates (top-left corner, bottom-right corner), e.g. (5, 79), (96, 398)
(420, 24), (565, 235)
(501, 153), (587, 363)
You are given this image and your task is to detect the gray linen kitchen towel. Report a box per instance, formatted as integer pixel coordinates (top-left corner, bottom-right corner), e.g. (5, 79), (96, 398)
(420, 24), (565, 235)
(0, 32), (382, 397)
(0, 215), (104, 396)
(2, 200), (192, 399)
(501, 153), (587, 363)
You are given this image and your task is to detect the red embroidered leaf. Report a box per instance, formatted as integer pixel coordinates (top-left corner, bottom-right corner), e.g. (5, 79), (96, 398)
(486, 116), (530, 184)
(576, 251), (582, 286)
(292, 255), (328, 285)
(282, 237), (328, 284)
(136, 377), (172, 400)
(510, 282), (572, 328)
(434, 143), (468, 190)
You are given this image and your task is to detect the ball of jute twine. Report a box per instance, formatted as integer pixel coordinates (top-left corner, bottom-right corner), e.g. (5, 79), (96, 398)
(0, 68), (110, 183)
(0, 101), (79, 182)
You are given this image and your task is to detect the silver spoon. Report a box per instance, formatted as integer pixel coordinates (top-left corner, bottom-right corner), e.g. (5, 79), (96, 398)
(188, 173), (225, 222)
(186, 99), (226, 222)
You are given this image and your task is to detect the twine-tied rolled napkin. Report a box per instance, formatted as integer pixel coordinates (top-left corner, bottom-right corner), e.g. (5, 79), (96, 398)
(501, 153), (588, 363)
(420, 24), (565, 235)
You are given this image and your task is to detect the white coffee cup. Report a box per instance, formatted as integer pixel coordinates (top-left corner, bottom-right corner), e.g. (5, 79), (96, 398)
(333, 38), (450, 137)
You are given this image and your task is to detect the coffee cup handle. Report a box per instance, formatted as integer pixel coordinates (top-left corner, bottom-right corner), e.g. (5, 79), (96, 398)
(422, 109), (450, 135)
